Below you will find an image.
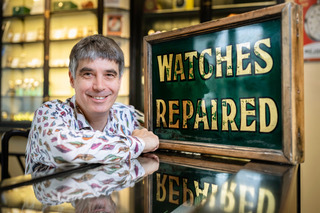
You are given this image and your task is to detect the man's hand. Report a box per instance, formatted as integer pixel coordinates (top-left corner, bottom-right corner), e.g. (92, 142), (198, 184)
(132, 128), (159, 153)
(138, 154), (159, 176)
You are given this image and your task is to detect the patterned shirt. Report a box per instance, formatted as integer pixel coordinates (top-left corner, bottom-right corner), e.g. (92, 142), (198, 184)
(32, 159), (145, 206)
(25, 96), (145, 174)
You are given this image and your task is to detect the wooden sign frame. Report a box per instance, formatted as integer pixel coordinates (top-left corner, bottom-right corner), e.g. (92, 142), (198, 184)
(144, 3), (304, 165)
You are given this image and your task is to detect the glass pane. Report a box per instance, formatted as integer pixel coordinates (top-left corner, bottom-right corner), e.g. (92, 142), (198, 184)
(1, 68), (43, 122)
(2, 0), (44, 16)
(49, 40), (78, 67)
(49, 40), (77, 101)
(50, 12), (98, 40)
(2, 42), (43, 68)
(49, 68), (74, 101)
(2, 17), (44, 44)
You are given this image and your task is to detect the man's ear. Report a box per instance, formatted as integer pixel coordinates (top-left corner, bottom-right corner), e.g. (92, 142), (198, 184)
(69, 70), (75, 88)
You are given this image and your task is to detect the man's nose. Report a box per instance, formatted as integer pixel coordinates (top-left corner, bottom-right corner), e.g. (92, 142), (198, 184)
(92, 75), (105, 91)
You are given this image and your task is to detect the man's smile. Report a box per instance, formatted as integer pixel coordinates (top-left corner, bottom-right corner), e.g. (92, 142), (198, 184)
(87, 92), (112, 101)
(92, 96), (106, 100)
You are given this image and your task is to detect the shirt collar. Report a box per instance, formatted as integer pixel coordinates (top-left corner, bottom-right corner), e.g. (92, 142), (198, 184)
(69, 96), (115, 132)
(70, 96), (92, 130)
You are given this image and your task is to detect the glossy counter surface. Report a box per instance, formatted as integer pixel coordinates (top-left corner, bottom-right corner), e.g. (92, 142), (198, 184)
(0, 151), (299, 212)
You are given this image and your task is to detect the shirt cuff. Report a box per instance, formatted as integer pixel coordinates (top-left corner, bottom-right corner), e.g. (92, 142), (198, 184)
(130, 136), (145, 158)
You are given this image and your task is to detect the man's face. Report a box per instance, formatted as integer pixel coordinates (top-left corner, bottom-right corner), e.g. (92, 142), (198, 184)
(69, 58), (121, 119)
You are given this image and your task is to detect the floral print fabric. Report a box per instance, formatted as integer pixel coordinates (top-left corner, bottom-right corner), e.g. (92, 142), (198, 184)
(25, 96), (145, 174)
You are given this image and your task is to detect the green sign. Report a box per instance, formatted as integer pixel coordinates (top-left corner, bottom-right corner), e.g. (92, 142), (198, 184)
(152, 19), (282, 150)
(144, 3), (304, 164)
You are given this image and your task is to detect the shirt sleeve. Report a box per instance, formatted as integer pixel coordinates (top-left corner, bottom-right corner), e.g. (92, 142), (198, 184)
(133, 108), (145, 128)
(25, 101), (145, 174)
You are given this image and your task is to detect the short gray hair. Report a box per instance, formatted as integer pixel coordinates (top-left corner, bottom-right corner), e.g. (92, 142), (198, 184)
(69, 34), (124, 78)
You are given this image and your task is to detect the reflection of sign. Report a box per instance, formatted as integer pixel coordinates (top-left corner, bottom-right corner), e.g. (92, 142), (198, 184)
(148, 154), (297, 212)
(144, 3), (304, 164)
(295, 0), (320, 60)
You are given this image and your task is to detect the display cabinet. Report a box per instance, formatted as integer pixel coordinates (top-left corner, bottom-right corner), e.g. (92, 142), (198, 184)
(0, 0), (131, 128)
(1, 0), (46, 127)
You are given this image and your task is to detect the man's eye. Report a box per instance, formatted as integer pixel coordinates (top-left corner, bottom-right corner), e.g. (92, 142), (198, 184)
(105, 73), (116, 78)
(83, 72), (93, 77)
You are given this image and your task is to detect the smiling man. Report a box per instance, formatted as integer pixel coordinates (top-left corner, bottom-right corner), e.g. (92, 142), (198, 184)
(25, 35), (159, 173)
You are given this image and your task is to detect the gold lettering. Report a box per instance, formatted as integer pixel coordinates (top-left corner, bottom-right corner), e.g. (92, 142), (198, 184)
(156, 173), (167, 202)
(222, 99), (238, 131)
(221, 182), (236, 212)
(194, 181), (210, 197)
(240, 98), (256, 131)
(211, 99), (218, 130)
(169, 176), (180, 205)
(156, 99), (167, 128)
(169, 100), (179, 129)
(194, 99), (209, 130)
(236, 42), (251, 76)
(257, 188), (276, 213)
(208, 184), (218, 208)
(185, 51), (198, 80)
(157, 54), (173, 82)
(173, 54), (186, 81)
(239, 184), (255, 213)
(183, 178), (194, 206)
(216, 45), (233, 77)
(259, 98), (278, 133)
(199, 48), (213, 79)
(182, 100), (194, 129)
(254, 38), (273, 74)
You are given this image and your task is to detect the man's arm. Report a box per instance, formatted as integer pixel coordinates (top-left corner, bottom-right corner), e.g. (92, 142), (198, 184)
(25, 101), (146, 173)
(131, 107), (159, 153)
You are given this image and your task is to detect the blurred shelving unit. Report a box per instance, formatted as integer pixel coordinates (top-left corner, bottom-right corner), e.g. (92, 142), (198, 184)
(0, 0), (131, 128)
